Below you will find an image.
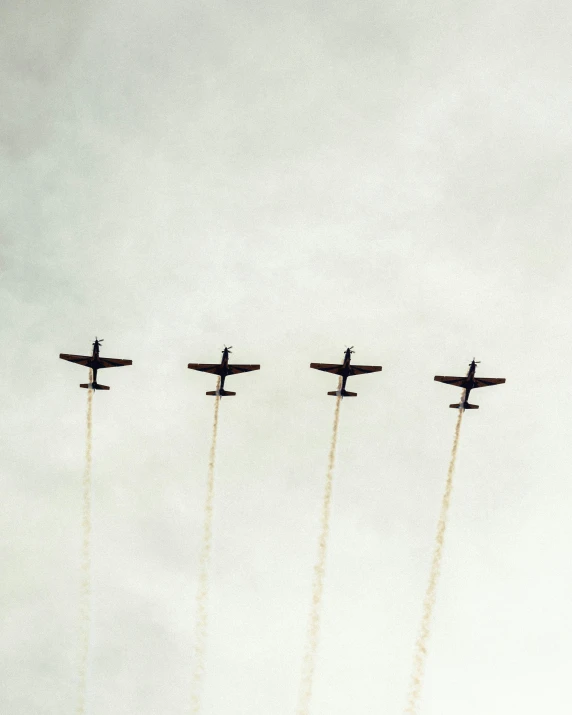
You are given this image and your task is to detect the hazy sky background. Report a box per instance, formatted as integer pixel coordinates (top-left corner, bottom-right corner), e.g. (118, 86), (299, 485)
(2, 1), (572, 714)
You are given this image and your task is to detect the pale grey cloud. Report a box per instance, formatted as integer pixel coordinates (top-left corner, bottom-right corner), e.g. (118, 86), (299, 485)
(1, 0), (572, 714)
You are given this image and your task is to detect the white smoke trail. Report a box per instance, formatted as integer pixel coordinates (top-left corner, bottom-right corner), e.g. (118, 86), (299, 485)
(191, 379), (221, 714)
(405, 405), (464, 715)
(297, 381), (343, 715)
(76, 374), (93, 715)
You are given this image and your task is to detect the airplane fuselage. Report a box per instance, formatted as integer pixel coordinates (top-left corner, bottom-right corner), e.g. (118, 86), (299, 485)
(339, 348), (354, 391)
(81, 339), (108, 386)
(218, 348), (231, 390)
(91, 338), (100, 385)
(89, 340), (102, 386)
(461, 361), (478, 405)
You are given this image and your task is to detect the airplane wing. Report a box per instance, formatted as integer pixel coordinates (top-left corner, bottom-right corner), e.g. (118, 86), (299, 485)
(96, 357), (133, 368)
(188, 363), (222, 374)
(310, 363), (344, 375)
(60, 353), (91, 366)
(434, 376), (467, 387)
(349, 365), (382, 376)
(227, 364), (261, 375)
(473, 377), (506, 388)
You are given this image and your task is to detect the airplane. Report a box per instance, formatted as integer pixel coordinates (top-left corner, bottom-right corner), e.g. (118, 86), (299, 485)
(434, 359), (506, 410)
(188, 346), (260, 397)
(310, 347), (382, 397)
(59, 338), (132, 391)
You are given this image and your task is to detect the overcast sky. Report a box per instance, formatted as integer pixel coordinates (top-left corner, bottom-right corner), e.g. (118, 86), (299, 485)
(2, 1), (572, 714)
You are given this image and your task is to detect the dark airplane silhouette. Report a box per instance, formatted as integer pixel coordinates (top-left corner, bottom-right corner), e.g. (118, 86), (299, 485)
(434, 359), (505, 410)
(60, 338), (132, 391)
(310, 347), (382, 397)
(188, 347), (260, 397)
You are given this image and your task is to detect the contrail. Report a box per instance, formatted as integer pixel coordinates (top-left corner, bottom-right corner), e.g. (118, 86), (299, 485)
(297, 381), (343, 715)
(76, 374), (93, 715)
(190, 379), (221, 715)
(405, 404), (464, 715)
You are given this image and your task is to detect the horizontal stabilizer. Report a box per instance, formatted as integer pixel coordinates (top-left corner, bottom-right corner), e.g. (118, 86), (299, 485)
(449, 402), (478, 409)
(206, 389), (236, 397)
(80, 383), (110, 390)
(328, 390), (357, 397)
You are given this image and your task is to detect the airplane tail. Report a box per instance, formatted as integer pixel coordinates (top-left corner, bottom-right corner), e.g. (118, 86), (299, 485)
(206, 389), (236, 397)
(80, 383), (110, 391)
(449, 402), (478, 410)
(328, 390), (357, 397)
